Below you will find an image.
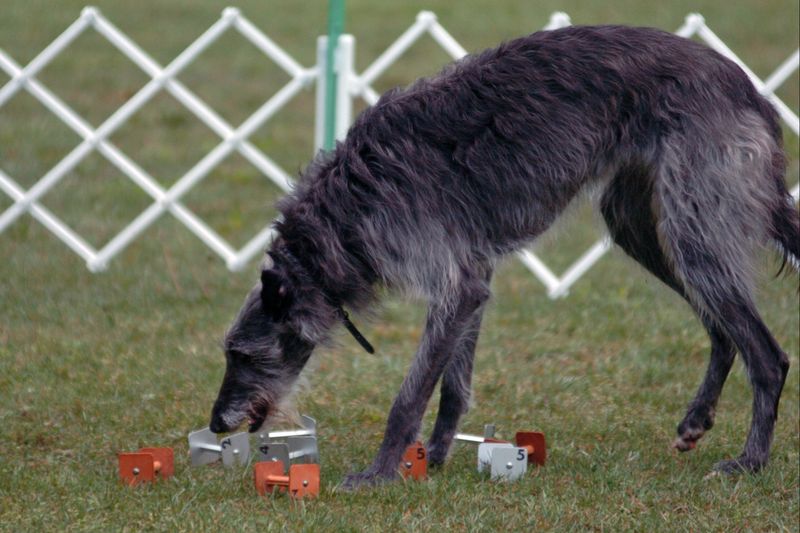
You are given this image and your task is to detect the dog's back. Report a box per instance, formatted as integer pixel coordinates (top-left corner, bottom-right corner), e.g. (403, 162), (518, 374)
(281, 25), (791, 302)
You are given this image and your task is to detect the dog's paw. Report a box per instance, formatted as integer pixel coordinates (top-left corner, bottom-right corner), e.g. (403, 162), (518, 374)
(339, 468), (398, 491)
(711, 456), (764, 475)
(672, 426), (704, 452)
(673, 410), (714, 452)
(425, 442), (450, 467)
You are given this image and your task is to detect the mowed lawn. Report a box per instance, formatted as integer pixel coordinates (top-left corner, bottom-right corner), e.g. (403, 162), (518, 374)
(0, 0), (798, 530)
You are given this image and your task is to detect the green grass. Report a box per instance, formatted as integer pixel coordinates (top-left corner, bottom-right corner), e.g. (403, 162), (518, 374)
(0, 1), (798, 531)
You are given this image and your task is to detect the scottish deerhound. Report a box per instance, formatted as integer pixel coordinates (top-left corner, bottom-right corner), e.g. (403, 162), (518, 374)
(208, 25), (799, 488)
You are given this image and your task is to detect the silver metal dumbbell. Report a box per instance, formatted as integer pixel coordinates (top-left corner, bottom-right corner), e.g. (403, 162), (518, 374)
(187, 428), (250, 467)
(476, 442), (529, 481)
(456, 424), (547, 481)
(456, 424), (525, 481)
(255, 415), (319, 473)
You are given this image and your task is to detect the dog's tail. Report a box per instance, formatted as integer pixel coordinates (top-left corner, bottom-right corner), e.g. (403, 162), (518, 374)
(752, 90), (799, 276)
(771, 194), (800, 275)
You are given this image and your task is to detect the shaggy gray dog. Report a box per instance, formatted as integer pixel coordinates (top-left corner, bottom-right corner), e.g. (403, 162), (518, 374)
(208, 24), (799, 489)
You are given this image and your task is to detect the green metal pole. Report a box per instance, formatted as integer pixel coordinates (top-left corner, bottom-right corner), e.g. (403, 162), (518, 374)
(324, 0), (345, 151)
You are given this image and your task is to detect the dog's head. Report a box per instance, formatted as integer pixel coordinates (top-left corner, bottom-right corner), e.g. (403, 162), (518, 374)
(209, 257), (317, 434)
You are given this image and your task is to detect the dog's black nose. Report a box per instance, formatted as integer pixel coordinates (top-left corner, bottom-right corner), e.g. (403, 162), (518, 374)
(209, 417), (227, 434)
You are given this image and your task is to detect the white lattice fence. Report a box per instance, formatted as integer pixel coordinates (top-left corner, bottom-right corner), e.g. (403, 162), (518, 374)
(340, 11), (800, 298)
(0, 7), (314, 272)
(1, 8), (797, 295)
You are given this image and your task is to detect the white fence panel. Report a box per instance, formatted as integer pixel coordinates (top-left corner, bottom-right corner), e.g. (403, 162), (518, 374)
(0, 7), (314, 271)
(1, 8), (797, 293)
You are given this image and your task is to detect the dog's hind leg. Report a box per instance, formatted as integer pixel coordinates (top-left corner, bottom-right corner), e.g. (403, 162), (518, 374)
(341, 275), (491, 489)
(654, 122), (790, 473)
(669, 271), (787, 473)
(600, 164), (737, 452)
(674, 324), (736, 451)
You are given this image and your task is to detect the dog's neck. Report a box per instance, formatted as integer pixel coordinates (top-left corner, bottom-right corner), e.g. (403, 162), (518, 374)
(271, 241), (375, 354)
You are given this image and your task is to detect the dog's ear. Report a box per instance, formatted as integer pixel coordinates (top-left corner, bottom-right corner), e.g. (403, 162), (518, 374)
(260, 269), (292, 319)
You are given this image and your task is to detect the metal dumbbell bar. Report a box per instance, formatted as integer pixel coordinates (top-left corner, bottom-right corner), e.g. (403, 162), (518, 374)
(455, 423), (497, 443)
(188, 415), (319, 469)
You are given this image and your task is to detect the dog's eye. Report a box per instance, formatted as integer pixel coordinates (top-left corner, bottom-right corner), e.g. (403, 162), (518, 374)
(227, 350), (249, 364)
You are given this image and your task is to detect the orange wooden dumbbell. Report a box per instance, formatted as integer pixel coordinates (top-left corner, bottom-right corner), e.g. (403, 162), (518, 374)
(254, 461), (320, 499)
(399, 441), (427, 480)
(118, 447), (174, 485)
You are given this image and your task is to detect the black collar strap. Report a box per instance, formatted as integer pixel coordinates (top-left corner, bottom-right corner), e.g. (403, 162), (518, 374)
(337, 308), (375, 354)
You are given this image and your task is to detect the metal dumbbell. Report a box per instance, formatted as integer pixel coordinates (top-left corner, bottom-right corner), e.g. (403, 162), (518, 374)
(254, 460), (320, 499)
(457, 424), (547, 481)
(476, 441), (529, 481)
(118, 447), (174, 485)
(255, 415), (319, 473)
(399, 441), (427, 480)
(187, 428), (250, 467)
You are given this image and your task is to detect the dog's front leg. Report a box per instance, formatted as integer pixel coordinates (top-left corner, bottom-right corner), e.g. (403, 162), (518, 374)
(341, 282), (490, 490)
(425, 309), (485, 466)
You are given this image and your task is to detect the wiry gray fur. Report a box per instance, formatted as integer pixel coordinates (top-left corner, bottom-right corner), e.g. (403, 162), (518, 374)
(208, 24), (800, 489)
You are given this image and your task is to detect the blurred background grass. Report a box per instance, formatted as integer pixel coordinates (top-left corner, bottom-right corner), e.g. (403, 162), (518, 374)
(0, 1), (797, 530)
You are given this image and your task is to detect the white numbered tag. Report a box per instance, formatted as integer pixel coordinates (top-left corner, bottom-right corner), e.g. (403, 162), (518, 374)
(220, 432), (250, 467)
(258, 441), (290, 470)
(489, 446), (528, 481)
(477, 442), (514, 473)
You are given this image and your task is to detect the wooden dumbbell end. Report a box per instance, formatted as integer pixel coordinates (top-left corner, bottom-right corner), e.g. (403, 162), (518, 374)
(119, 453), (154, 485)
(515, 432), (546, 466)
(138, 447), (174, 477)
(400, 441), (427, 480)
(118, 447), (174, 485)
(286, 464), (320, 498)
